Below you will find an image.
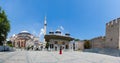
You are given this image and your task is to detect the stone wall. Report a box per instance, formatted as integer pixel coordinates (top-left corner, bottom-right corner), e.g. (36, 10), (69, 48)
(75, 41), (84, 50)
(105, 18), (120, 49)
(90, 36), (105, 48)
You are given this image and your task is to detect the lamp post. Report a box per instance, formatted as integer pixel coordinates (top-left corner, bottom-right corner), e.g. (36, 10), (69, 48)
(2, 41), (4, 51)
(1, 34), (5, 51)
(3, 41), (6, 51)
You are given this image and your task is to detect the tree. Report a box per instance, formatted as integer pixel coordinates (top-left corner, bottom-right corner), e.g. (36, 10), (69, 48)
(74, 39), (80, 41)
(84, 40), (91, 49)
(0, 7), (10, 45)
(45, 42), (49, 49)
(7, 41), (13, 47)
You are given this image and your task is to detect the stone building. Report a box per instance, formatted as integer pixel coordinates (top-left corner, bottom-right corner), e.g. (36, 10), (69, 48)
(69, 40), (84, 51)
(10, 31), (40, 49)
(105, 18), (120, 49)
(91, 17), (120, 49)
(90, 36), (105, 48)
(73, 40), (84, 50)
(45, 30), (74, 51)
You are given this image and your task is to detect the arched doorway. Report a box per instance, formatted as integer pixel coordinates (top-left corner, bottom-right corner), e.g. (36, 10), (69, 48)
(66, 45), (69, 49)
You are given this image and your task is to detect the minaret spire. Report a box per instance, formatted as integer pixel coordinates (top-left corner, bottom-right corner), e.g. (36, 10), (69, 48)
(44, 16), (47, 36)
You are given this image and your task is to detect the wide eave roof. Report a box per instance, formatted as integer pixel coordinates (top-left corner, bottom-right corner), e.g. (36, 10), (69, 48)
(45, 34), (74, 42)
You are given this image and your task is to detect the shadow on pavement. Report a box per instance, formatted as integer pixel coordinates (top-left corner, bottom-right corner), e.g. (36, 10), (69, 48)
(83, 48), (120, 57)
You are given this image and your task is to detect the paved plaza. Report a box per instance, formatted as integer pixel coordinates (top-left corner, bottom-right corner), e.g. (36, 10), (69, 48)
(0, 50), (120, 63)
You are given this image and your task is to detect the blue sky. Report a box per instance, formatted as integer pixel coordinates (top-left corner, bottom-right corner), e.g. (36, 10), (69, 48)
(0, 0), (120, 41)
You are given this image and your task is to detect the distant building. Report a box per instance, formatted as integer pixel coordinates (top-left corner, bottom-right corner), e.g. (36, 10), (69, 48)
(75, 40), (84, 50)
(45, 29), (74, 51)
(90, 36), (105, 48)
(10, 31), (40, 49)
(69, 40), (84, 51)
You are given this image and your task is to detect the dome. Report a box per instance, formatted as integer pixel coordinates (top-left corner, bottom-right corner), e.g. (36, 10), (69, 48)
(18, 30), (31, 35)
(55, 29), (61, 34)
(49, 30), (54, 34)
(21, 30), (29, 33)
(65, 33), (70, 36)
(56, 29), (61, 32)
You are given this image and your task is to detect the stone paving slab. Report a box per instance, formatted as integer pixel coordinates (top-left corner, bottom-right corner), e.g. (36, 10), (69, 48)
(0, 51), (119, 63)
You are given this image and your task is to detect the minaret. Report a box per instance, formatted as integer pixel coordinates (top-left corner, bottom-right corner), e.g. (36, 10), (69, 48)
(44, 16), (47, 36)
(43, 16), (47, 44)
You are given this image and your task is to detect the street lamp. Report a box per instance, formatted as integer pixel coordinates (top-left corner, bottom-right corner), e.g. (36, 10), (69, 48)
(4, 41), (6, 51)
(1, 34), (6, 51)
(1, 34), (4, 51)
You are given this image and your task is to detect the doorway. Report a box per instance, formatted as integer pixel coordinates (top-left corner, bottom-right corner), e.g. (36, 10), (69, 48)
(55, 46), (57, 51)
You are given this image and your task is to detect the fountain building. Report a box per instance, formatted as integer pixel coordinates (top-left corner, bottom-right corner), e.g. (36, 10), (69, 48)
(45, 29), (74, 51)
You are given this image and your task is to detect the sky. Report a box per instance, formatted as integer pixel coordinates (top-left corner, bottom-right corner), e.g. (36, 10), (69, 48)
(0, 0), (120, 41)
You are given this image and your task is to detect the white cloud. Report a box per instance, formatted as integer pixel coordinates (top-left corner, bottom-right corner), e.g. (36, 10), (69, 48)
(32, 30), (37, 36)
(60, 26), (64, 30)
(39, 28), (44, 37)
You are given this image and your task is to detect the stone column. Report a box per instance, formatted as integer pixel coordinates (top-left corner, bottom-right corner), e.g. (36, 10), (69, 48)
(20, 40), (21, 48)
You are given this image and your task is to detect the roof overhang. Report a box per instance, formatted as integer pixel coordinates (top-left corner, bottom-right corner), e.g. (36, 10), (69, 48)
(45, 34), (74, 42)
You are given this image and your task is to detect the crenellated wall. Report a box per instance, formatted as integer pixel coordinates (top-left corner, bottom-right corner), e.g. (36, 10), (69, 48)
(106, 18), (120, 27)
(90, 36), (105, 48)
(105, 17), (120, 49)
(90, 17), (120, 49)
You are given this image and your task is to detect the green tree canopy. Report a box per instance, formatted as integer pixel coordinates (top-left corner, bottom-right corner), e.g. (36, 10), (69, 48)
(74, 39), (80, 41)
(0, 7), (10, 45)
(7, 40), (13, 47)
(84, 40), (91, 49)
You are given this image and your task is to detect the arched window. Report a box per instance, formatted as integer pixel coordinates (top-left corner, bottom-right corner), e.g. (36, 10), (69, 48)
(62, 42), (65, 45)
(66, 45), (68, 49)
(55, 41), (58, 44)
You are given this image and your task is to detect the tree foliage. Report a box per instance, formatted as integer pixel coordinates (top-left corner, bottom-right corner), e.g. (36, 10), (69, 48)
(45, 42), (49, 49)
(74, 39), (80, 41)
(7, 41), (13, 47)
(0, 7), (10, 45)
(84, 40), (91, 49)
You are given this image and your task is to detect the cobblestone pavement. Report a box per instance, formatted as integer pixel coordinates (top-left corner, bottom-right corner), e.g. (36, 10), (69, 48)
(0, 50), (120, 63)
